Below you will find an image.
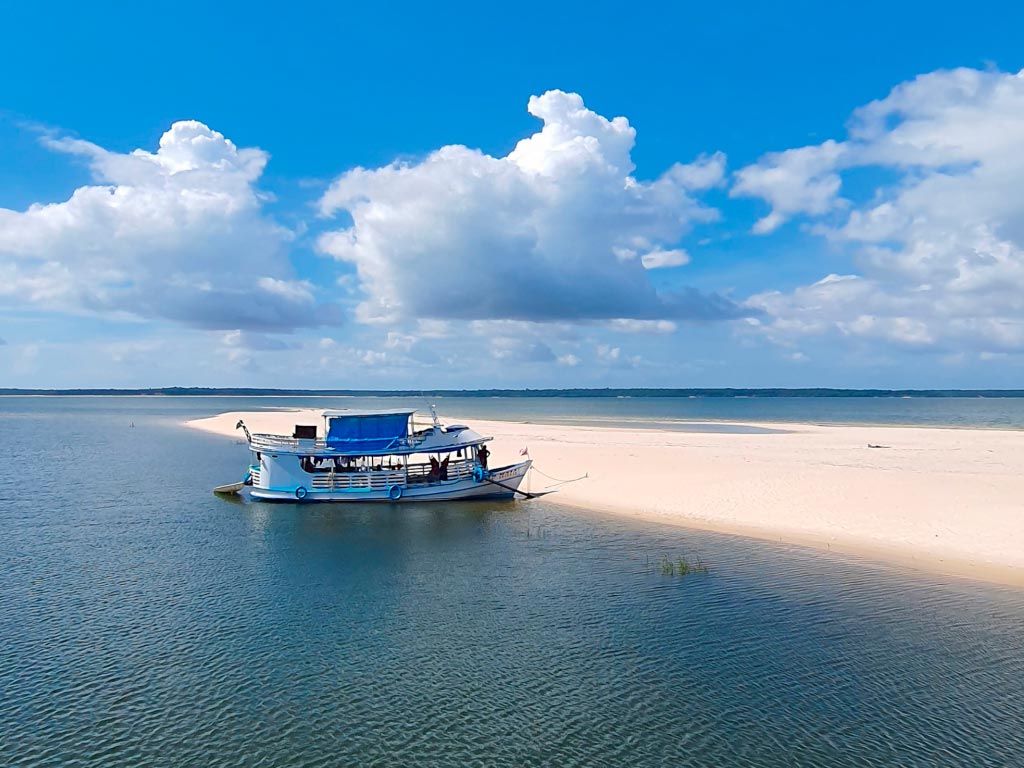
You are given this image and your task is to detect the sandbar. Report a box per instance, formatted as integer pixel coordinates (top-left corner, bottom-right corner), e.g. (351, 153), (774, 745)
(187, 408), (1024, 588)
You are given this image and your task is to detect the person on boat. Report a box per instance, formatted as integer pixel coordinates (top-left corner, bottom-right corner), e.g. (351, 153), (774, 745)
(439, 456), (450, 480)
(477, 444), (490, 469)
(429, 456), (440, 481)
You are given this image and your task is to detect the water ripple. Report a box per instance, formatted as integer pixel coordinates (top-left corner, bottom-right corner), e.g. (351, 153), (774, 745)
(1, 401), (1023, 766)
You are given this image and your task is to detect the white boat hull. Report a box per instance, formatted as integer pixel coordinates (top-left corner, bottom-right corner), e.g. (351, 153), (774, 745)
(250, 460), (532, 503)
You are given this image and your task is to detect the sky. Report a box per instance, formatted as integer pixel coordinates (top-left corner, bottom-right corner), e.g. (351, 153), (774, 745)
(2, 0), (1024, 389)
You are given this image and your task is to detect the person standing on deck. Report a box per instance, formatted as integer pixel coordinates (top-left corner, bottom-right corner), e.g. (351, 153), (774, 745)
(477, 444), (490, 469)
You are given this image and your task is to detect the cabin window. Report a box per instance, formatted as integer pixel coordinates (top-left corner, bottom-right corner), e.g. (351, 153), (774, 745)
(300, 456), (336, 473)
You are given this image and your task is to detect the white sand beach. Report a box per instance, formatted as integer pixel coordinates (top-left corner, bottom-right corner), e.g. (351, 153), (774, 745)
(187, 409), (1024, 587)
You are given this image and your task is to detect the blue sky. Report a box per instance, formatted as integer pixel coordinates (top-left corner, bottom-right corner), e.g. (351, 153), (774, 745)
(2, 1), (1024, 388)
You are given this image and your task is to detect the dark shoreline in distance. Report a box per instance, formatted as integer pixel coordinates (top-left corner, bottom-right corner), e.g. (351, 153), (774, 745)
(3, 387), (1024, 398)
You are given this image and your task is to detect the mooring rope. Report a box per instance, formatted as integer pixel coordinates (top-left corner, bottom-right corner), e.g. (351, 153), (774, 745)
(531, 465), (589, 489)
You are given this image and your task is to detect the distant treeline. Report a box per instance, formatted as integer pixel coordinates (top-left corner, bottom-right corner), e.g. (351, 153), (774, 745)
(3, 387), (1024, 398)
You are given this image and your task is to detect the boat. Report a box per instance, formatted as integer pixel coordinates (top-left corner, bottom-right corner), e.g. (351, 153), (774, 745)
(231, 408), (533, 503)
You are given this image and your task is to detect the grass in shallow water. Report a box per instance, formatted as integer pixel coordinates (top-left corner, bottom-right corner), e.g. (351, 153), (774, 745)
(656, 554), (709, 577)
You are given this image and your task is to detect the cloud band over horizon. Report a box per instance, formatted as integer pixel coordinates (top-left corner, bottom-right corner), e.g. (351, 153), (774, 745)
(4, 68), (1024, 386)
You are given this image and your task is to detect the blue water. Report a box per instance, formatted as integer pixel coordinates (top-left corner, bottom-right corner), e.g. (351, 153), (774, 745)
(2, 397), (1024, 766)
(427, 394), (1024, 430)
(6, 393), (1024, 429)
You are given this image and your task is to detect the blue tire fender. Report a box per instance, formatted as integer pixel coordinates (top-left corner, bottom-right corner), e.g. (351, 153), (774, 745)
(388, 484), (403, 501)
(295, 486), (309, 500)
(472, 467), (485, 483)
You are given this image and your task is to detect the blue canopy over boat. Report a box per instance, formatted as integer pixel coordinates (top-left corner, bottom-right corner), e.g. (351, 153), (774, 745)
(325, 410), (413, 453)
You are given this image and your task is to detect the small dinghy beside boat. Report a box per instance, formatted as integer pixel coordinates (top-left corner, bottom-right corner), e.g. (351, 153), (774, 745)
(213, 481), (245, 495)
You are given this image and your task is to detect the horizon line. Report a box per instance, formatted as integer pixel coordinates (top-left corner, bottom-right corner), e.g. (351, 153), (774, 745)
(4, 387), (1024, 398)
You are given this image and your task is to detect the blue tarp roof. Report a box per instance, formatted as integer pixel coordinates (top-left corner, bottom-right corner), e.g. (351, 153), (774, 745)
(325, 412), (410, 453)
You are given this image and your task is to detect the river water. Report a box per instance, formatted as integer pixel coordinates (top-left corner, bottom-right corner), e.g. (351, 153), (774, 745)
(2, 397), (1022, 766)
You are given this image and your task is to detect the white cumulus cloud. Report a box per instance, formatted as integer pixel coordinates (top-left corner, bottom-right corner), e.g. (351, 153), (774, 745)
(317, 90), (741, 324)
(640, 248), (690, 269)
(0, 121), (338, 331)
(731, 140), (847, 233)
(608, 319), (678, 334)
(739, 67), (1024, 355)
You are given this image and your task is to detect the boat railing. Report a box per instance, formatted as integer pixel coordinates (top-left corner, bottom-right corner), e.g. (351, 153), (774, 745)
(406, 459), (475, 483)
(250, 433), (327, 452)
(249, 431), (431, 454)
(311, 470), (406, 491)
